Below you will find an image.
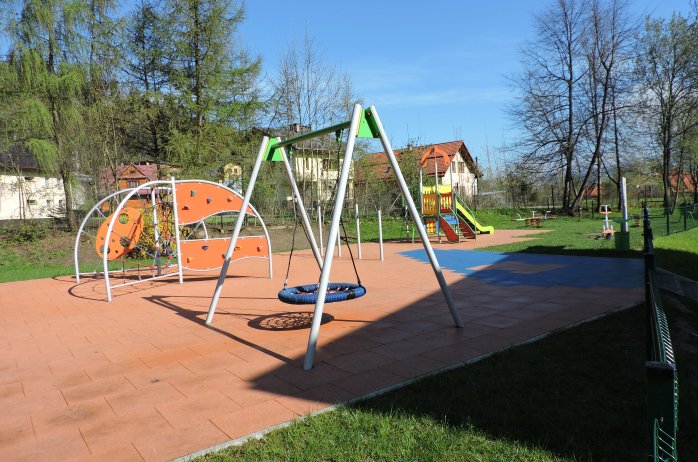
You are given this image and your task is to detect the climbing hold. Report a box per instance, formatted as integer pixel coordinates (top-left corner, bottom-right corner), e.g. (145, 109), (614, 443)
(206, 198), (213, 204)
(257, 246), (262, 251)
(202, 245), (209, 250)
(227, 196), (233, 202)
(182, 204), (190, 210)
(190, 190), (196, 197)
(187, 257), (193, 263)
(234, 246), (241, 251)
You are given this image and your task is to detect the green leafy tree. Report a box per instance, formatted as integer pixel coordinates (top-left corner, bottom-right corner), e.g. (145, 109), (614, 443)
(634, 14), (698, 209)
(1, 0), (90, 230)
(163, 0), (261, 176)
(120, 0), (171, 164)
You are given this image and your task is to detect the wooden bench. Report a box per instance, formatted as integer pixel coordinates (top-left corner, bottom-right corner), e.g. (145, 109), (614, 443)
(525, 217), (542, 228)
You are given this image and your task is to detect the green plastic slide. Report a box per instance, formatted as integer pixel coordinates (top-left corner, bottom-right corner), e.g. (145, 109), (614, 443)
(455, 197), (494, 234)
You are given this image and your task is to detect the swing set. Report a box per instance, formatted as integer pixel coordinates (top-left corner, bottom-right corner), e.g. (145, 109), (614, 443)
(206, 104), (464, 370)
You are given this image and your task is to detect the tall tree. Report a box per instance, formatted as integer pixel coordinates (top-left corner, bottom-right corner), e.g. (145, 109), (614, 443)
(1, 0), (90, 230)
(120, 0), (171, 163)
(634, 14), (698, 209)
(508, 0), (588, 213)
(164, 0), (261, 175)
(571, 0), (634, 211)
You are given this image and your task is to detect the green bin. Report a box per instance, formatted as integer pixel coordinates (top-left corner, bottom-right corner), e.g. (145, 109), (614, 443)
(615, 230), (630, 251)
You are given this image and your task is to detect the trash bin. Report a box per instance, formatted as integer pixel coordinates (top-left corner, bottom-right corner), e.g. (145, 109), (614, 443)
(615, 230), (630, 251)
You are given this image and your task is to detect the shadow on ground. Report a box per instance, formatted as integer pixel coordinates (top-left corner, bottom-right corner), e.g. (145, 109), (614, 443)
(143, 249), (655, 461)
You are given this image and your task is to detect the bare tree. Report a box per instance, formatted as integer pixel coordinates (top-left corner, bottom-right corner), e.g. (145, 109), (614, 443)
(268, 33), (356, 131)
(571, 0), (635, 211)
(508, 0), (588, 214)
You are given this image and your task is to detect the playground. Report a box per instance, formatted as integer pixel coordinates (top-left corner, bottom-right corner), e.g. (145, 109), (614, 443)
(1, 103), (691, 461)
(0, 229), (647, 461)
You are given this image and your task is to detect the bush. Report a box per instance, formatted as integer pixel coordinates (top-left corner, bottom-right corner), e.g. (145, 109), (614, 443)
(0, 221), (48, 243)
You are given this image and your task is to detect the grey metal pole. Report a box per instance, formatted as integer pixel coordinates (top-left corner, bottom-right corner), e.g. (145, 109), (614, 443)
(621, 177), (628, 233)
(369, 105), (463, 328)
(378, 208), (384, 261)
(337, 228), (342, 257)
(355, 203), (362, 259)
(318, 204), (324, 257)
(170, 177), (184, 285)
(419, 167), (423, 216)
(304, 104), (363, 370)
(279, 146), (323, 269)
(206, 137), (268, 325)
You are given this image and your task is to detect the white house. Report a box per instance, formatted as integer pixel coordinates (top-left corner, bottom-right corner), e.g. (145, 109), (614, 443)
(359, 140), (480, 199)
(0, 148), (82, 221)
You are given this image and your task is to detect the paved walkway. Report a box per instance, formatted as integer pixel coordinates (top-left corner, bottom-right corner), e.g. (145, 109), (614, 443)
(0, 230), (644, 461)
(657, 268), (698, 301)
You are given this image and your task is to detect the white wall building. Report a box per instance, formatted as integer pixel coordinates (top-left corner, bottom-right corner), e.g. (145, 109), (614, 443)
(0, 149), (84, 221)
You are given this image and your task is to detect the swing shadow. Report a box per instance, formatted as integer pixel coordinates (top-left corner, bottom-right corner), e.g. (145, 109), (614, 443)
(65, 273), (278, 301)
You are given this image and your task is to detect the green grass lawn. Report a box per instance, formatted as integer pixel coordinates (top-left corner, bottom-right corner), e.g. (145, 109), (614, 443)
(654, 227), (698, 281)
(197, 295), (698, 462)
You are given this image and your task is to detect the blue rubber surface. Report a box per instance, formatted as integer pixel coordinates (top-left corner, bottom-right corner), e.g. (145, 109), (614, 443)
(399, 249), (643, 289)
(278, 282), (367, 305)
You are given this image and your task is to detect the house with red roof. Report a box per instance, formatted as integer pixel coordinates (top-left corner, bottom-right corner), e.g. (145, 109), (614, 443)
(357, 140), (481, 199)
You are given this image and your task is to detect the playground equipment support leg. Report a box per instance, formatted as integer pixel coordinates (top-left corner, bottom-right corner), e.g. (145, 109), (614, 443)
(206, 138), (268, 325)
(370, 105), (464, 330)
(356, 204), (361, 259)
(318, 204), (324, 257)
(279, 146), (323, 269)
(378, 208), (384, 261)
(304, 104), (363, 370)
(171, 177), (184, 285)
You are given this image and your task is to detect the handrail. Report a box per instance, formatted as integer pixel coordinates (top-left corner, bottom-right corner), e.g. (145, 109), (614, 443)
(644, 204), (679, 461)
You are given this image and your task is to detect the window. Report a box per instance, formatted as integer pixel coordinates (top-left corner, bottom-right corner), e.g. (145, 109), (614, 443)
(451, 162), (456, 173)
(45, 177), (50, 187)
(24, 176), (32, 181)
(59, 199), (64, 208)
(46, 200), (52, 208)
(26, 199), (37, 205)
(459, 163), (465, 173)
(127, 180), (139, 188)
(304, 157), (309, 169)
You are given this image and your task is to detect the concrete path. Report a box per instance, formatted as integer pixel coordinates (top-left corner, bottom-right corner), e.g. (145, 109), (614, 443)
(657, 268), (698, 302)
(0, 230), (644, 461)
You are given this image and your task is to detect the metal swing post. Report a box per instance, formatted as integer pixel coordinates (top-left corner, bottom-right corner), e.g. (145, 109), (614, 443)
(370, 105), (464, 329)
(206, 137), (269, 325)
(278, 146), (323, 269)
(304, 104), (363, 370)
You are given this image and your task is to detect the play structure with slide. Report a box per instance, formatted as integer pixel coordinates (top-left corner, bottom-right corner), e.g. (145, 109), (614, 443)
(73, 179), (272, 301)
(421, 184), (494, 242)
(417, 145), (493, 243)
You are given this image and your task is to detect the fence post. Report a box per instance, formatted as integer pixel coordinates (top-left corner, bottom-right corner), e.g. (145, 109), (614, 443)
(666, 210), (670, 236)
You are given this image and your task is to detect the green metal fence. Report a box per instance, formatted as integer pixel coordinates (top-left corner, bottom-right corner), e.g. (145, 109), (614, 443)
(644, 203), (698, 238)
(644, 206), (679, 461)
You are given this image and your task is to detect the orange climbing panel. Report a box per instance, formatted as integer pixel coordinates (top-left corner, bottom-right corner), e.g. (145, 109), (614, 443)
(95, 207), (144, 260)
(175, 182), (255, 225)
(179, 236), (269, 271)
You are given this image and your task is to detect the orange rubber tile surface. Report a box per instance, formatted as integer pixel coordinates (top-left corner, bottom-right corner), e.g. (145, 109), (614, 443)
(0, 230), (643, 461)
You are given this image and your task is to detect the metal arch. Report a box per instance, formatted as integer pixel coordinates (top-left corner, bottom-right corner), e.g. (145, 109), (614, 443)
(173, 179), (273, 279)
(73, 188), (135, 283)
(102, 180), (174, 301)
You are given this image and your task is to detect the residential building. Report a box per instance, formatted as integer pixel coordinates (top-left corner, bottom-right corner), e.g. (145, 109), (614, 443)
(0, 147), (77, 221)
(358, 140), (480, 199)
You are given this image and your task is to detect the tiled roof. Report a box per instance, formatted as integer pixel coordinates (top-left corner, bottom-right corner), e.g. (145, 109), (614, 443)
(357, 140), (476, 182)
(99, 162), (162, 190)
(0, 146), (40, 170)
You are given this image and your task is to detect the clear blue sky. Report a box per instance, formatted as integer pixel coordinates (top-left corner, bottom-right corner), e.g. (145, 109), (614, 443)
(239, 0), (692, 166)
